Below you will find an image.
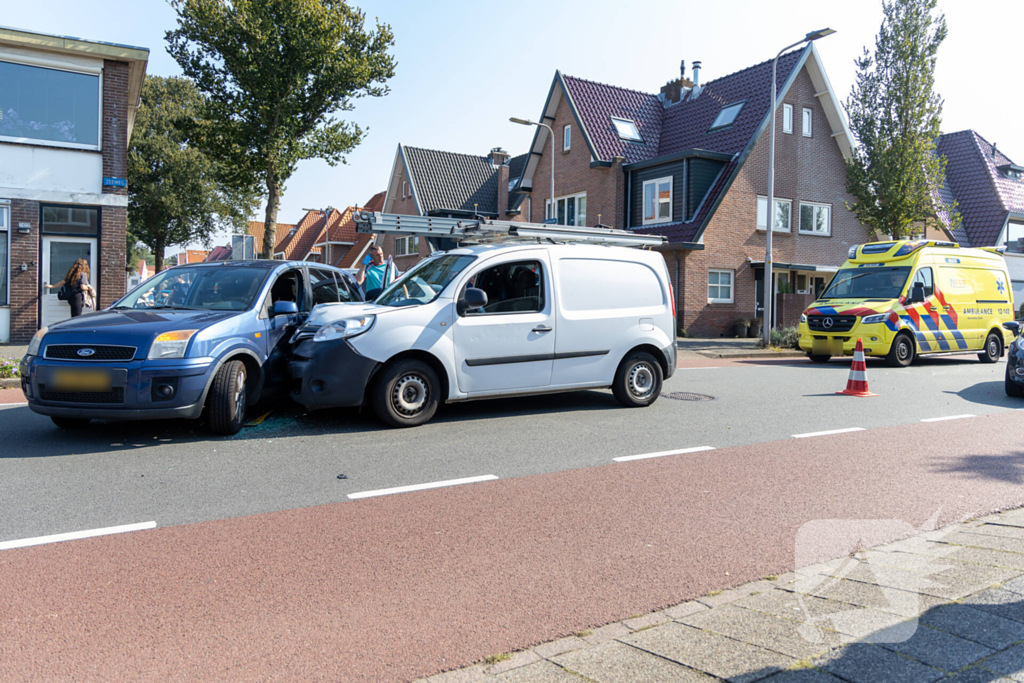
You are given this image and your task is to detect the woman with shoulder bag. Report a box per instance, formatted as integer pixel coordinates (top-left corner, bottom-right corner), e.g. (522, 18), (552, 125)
(45, 258), (96, 317)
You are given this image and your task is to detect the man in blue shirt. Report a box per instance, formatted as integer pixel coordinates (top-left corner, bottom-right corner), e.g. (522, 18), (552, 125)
(358, 244), (388, 293)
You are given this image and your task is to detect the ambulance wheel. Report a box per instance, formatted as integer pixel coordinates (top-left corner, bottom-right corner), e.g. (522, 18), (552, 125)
(979, 332), (1002, 364)
(372, 358), (440, 428)
(808, 354), (831, 364)
(612, 351), (663, 407)
(1006, 366), (1024, 398)
(885, 333), (915, 368)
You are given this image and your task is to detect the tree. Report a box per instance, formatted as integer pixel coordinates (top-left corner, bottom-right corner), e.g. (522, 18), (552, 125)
(128, 75), (254, 271)
(845, 0), (957, 239)
(166, 0), (396, 258)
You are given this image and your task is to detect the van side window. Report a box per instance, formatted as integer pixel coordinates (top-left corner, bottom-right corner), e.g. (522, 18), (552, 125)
(910, 267), (933, 300)
(465, 260), (544, 315)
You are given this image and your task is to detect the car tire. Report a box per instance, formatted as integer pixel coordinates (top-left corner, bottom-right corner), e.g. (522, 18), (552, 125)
(808, 354), (831, 364)
(979, 332), (1002, 364)
(208, 360), (247, 435)
(1006, 366), (1024, 398)
(885, 333), (915, 368)
(371, 359), (440, 428)
(51, 416), (91, 430)
(612, 351), (664, 408)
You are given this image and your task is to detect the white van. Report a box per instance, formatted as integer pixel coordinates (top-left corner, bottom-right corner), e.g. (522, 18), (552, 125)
(289, 236), (676, 427)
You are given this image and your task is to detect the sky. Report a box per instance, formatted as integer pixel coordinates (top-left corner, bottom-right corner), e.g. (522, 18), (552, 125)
(4, 0), (1023, 254)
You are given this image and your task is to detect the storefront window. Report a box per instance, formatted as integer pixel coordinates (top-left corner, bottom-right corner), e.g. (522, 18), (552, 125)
(42, 206), (99, 235)
(0, 60), (100, 147)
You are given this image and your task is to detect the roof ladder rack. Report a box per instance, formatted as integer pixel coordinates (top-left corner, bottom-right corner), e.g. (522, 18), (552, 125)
(354, 212), (667, 248)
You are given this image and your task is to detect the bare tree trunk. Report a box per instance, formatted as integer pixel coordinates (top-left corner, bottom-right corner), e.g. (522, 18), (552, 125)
(261, 168), (280, 259)
(154, 234), (165, 273)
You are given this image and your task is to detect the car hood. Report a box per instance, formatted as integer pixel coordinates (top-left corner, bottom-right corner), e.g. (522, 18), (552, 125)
(306, 302), (405, 326)
(42, 309), (244, 350)
(804, 300), (898, 317)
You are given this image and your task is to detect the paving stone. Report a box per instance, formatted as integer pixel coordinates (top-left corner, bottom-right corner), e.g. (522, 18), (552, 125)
(485, 650), (541, 676)
(969, 525), (1024, 540)
(735, 580), (784, 596)
(581, 622), (631, 645)
(816, 557), (1017, 600)
(933, 546), (1024, 572)
(919, 603), (1024, 650)
(662, 601), (708, 620)
(876, 623), (995, 672)
(814, 642), (945, 683)
(696, 588), (744, 608)
(680, 604), (841, 659)
(553, 640), (714, 682)
(990, 515), (1024, 529)
(937, 667), (1017, 683)
(978, 642), (1024, 679)
(999, 575), (1024, 595)
(759, 670), (845, 683)
(622, 622), (795, 683)
(785, 575), (945, 618)
(733, 588), (909, 641)
(622, 612), (671, 631)
(420, 664), (487, 682)
(963, 588), (1024, 624)
(492, 660), (581, 682)
(941, 532), (1024, 555)
(532, 636), (587, 659)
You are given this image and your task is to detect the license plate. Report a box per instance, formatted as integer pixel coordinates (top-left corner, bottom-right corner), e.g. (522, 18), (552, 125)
(50, 369), (112, 392)
(812, 338), (844, 355)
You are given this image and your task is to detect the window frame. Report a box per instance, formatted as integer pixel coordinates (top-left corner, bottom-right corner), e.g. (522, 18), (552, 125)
(563, 124), (571, 151)
(799, 201), (832, 237)
(544, 193), (587, 227)
(802, 108), (813, 137)
(611, 117), (643, 142)
(708, 268), (734, 304)
(40, 203), (100, 237)
(309, 267), (352, 305)
(394, 235), (419, 257)
(756, 196), (792, 233)
(709, 101), (745, 132)
(402, 181), (407, 199)
(0, 202), (8, 306)
(783, 104), (793, 134)
(0, 55), (103, 151)
(642, 176), (673, 226)
(464, 259), (546, 317)
(909, 267), (935, 300)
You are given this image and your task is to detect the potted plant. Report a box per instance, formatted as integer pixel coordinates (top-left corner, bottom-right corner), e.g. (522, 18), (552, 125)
(748, 317), (763, 338)
(733, 318), (750, 338)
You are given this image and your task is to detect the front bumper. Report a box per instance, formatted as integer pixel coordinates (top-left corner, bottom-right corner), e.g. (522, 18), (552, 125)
(798, 323), (893, 357)
(288, 338), (379, 410)
(21, 355), (215, 421)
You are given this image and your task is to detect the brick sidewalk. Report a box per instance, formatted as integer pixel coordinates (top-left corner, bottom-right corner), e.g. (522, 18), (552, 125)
(419, 508), (1024, 682)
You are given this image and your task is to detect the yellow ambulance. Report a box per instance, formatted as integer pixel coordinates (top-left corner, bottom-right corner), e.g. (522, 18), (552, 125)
(797, 240), (1015, 367)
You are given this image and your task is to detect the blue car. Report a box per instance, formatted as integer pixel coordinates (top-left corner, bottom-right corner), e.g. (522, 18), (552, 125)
(1005, 321), (1024, 398)
(21, 260), (363, 435)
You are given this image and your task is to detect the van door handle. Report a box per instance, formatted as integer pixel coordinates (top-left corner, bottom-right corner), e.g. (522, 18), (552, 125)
(943, 305), (951, 310)
(532, 325), (552, 333)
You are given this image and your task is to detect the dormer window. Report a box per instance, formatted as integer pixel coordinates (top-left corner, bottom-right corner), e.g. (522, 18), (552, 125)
(998, 163), (1024, 181)
(611, 117), (642, 142)
(709, 102), (744, 131)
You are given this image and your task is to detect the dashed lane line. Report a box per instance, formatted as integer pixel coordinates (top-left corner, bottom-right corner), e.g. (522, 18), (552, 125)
(347, 475), (498, 500)
(613, 446), (716, 462)
(792, 427), (866, 439)
(920, 414), (977, 422)
(0, 521), (158, 551)
(0, 402), (28, 408)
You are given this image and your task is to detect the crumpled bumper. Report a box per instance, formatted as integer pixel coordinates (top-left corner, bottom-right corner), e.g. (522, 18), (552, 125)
(288, 338), (379, 410)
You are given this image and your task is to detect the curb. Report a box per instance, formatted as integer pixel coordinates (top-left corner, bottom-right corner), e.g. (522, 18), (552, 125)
(694, 350), (806, 359)
(0, 378), (21, 389)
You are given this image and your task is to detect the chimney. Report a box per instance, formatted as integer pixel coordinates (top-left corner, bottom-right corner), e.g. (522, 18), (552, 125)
(497, 163), (509, 216)
(489, 147), (510, 167)
(692, 60), (702, 86)
(659, 60), (694, 105)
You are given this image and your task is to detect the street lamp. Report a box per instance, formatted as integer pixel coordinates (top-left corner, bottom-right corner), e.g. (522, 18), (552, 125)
(764, 28), (835, 346)
(511, 117), (555, 223)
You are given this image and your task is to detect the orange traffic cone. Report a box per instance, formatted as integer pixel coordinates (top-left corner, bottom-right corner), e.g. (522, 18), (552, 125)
(837, 338), (878, 397)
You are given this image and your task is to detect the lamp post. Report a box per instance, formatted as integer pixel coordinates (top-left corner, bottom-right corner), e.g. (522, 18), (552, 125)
(764, 28), (835, 346)
(511, 117), (555, 223)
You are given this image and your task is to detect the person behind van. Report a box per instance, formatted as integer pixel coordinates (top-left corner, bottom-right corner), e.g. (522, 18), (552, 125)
(45, 258), (95, 317)
(357, 245), (388, 293)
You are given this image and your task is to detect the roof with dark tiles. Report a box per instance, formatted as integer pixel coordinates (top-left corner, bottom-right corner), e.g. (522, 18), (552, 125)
(937, 130), (1024, 248)
(561, 75), (664, 164)
(404, 146), (501, 215)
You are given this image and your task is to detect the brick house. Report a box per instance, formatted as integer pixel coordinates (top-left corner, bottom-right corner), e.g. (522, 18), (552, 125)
(0, 26), (148, 342)
(380, 145), (528, 272)
(514, 44), (870, 335)
(934, 130), (1024, 310)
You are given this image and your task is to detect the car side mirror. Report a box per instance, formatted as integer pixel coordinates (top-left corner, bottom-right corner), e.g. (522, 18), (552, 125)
(457, 287), (488, 316)
(272, 300), (298, 316)
(365, 287), (383, 302)
(1004, 321), (1021, 336)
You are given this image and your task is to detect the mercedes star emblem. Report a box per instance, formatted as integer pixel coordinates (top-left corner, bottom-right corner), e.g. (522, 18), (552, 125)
(823, 318), (834, 329)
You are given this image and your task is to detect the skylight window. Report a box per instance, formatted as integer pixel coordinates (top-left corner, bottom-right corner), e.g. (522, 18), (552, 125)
(709, 102), (745, 131)
(611, 117), (642, 142)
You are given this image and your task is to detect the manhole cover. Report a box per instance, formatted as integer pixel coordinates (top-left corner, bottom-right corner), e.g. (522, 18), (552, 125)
(663, 392), (716, 401)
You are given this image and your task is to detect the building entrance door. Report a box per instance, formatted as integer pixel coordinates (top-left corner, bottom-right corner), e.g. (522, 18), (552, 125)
(41, 236), (96, 327)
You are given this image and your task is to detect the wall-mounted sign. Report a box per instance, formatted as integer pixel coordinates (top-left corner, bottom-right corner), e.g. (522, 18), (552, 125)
(18, 221), (31, 234)
(103, 177), (127, 188)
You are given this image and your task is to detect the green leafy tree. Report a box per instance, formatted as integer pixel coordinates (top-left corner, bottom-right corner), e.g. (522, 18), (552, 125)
(167, 0), (396, 258)
(129, 75), (254, 271)
(845, 0), (958, 239)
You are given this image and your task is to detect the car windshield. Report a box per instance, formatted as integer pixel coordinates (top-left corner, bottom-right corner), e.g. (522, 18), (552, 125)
(375, 254), (477, 307)
(820, 267), (911, 300)
(115, 266), (269, 311)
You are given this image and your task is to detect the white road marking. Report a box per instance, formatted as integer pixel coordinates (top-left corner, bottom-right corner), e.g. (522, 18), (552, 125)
(0, 402), (28, 408)
(348, 475), (498, 500)
(0, 521), (157, 551)
(792, 427), (866, 439)
(920, 414), (976, 422)
(614, 446), (716, 462)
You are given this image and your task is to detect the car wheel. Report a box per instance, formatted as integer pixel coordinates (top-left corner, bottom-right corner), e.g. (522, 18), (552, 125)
(612, 351), (664, 408)
(1006, 365), (1024, 398)
(885, 333), (915, 368)
(51, 416), (91, 430)
(208, 360), (247, 435)
(979, 332), (1002, 363)
(372, 359), (440, 428)
(808, 354), (831, 364)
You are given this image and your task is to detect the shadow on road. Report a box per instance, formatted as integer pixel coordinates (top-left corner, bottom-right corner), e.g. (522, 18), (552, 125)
(943, 380), (1022, 411)
(930, 450), (1024, 485)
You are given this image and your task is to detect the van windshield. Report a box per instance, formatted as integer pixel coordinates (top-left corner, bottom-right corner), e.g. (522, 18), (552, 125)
(376, 254), (476, 307)
(820, 267), (911, 300)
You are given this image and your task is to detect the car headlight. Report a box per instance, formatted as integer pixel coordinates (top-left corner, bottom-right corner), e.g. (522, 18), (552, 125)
(313, 315), (375, 342)
(148, 329), (198, 359)
(860, 313), (888, 325)
(26, 327), (48, 357)
(800, 313), (807, 324)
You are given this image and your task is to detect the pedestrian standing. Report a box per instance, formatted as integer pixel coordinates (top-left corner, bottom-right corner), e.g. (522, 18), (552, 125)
(46, 258), (96, 317)
(357, 244), (389, 294)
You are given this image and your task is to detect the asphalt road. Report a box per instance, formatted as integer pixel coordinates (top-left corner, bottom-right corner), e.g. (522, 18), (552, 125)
(0, 352), (1018, 542)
